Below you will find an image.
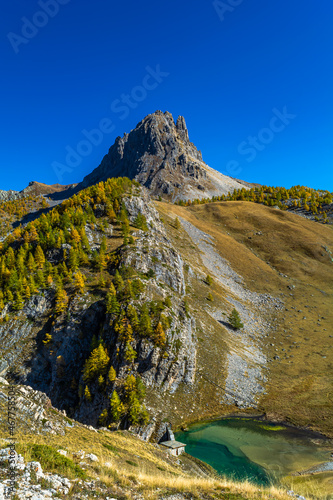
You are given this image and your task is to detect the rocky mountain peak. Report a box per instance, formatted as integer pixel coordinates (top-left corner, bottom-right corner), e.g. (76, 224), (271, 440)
(77, 110), (250, 201)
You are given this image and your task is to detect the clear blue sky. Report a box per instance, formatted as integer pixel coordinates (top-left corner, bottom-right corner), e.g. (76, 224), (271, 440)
(1, 0), (333, 191)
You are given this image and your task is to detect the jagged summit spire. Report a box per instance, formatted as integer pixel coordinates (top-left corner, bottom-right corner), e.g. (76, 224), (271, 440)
(77, 111), (248, 201)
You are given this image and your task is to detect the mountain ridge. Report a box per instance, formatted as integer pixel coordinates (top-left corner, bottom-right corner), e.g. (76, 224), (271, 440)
(77, 110), (251, 201)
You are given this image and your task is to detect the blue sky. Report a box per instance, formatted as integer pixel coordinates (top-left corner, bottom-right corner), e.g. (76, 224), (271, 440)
(1, 0), (332, 191)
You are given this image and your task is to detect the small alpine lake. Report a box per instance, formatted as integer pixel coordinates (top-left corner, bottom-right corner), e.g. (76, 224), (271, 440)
(175, 417), (332, 486)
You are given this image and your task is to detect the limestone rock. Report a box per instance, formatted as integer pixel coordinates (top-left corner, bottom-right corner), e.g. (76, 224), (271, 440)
(77, 110), (249, 201)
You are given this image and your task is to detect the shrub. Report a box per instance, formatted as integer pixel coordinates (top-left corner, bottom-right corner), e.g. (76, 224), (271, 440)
(24, 444), (87, 479)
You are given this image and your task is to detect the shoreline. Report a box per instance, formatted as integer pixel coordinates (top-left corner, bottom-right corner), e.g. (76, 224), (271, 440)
(174, 412), (333, 443)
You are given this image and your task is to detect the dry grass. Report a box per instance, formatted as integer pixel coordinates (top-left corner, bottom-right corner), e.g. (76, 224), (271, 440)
(156, 200), (333, 437)
(281, 473), (333, 500)
(1, 424), (294, 500)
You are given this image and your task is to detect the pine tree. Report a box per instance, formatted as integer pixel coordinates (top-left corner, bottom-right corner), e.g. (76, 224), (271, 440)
(46, 275), (53, 288)
(74, 271), (85, 294)
(113, 270), (124, 290)
(6, 247), (15, 269)
(34, 245), (45, 269)
(128, 396), (141, 425)
(98, 273), (106, 288)
(119, 322), (133, 343)
(98, 409), (108, 426)
(98, 374), (104, 387)
(27, 224), (39, 243)
(174, 217), (181, 229)
(106, 294), (120, 316)
(28, 276), (38, 295)
(0, 291), (4, 312)
(70, 228), (81, 245)
(122, 280), (134, 301)
(108, 366), (116, 383)
(84, 385), (92, 402)
(13, 292), (24, 310)
(205, 275), (213, 285)
(68, 248), (79, 271)
(83, 344), (110, 381)
(139, 305), (153, 337)
(127, 304), (139, 331)
(110, 390), (124, 421)
(124, 374), (137, 398)
(154, 322), (166, 348)
(55, 288), (68, 314)
(124, 343), (137, 363)
(80, 228), (90, 251)
(135, 376), (146, 402)
(228, 308), (244, 330)
(106, 283), (116, 311)
(98, 250), (107, 272)
(134, 213), (148, 231)
(36, 269), (45, 288)
(207, 292), (213, 301)
(100, 236), (107, 254)
(16, 253), (25, 276)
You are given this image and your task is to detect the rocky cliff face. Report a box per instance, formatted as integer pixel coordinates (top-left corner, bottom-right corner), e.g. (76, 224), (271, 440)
(0, 191), (197, 431)
(77, 111), (249, 201)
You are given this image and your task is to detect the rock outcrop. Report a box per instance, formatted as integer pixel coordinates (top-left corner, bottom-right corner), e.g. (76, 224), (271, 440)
(0, 192), (196, 429)
(77, 111), (249, 201)
(0, 189), (20, 202)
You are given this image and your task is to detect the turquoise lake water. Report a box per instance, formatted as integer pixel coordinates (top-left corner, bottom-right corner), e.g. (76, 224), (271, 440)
(175, 418), (330, 485)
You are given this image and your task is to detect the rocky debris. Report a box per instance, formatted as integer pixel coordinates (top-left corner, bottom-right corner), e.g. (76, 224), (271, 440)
(84, 222), (112, 251)
(0, 381), (66, 436)
(0, 451), (71, 499)
(23, 292), (53, 320)
(57, 450), (67, 456)
(287, 491), (307, 500)
(292, 461), (333, 475)
(0, 189), (20, 202)
(178, 216), (283, 408)
(77, 110), (250, 202)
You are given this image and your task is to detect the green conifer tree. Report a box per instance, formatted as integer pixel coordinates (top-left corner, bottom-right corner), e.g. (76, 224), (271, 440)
(139, 304), (153, 337)
(98, 409), (108, 426)
(228, 308), (244, 330)
(108, 366), (116, 383)
(84, 386), (92, 402)
(110, 390), (124, 421)
(83, 344), (110, 381)
(113, 270), (124, 290)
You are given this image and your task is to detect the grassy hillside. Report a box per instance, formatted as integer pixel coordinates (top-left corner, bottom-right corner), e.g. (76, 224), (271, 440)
(0, 182), (332, 498)
(0, 381), (296, 500)
(156, 200), (333, 437)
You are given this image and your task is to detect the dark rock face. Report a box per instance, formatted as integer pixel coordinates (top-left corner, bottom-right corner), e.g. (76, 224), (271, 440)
(77, 111), (248, 201)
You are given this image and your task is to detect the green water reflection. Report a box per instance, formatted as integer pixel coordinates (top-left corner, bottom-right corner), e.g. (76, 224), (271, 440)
(175, 418), (330, 485)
